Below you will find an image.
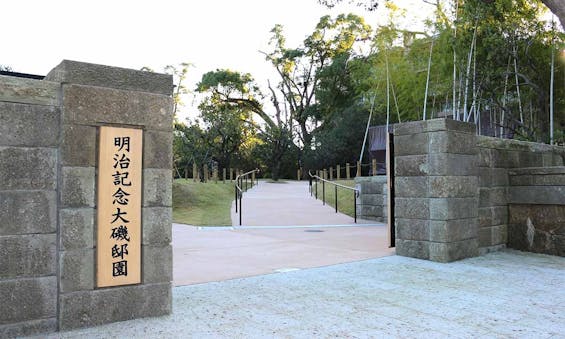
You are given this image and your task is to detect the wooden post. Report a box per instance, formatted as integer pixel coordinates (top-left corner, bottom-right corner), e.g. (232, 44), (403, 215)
(192, 163), (197, 182)
(329, 167), (333, 180)
(346, 163), (350, 179)
(372, 158), (377, 176)
(337, 165), (341, 180)
(297, 168), (301, 181)
(252, 170), (256, 184)
(213, 167), (218, 183)
(323, 169), (327, 180)
(229, 168), (233, 181)
(223, 168), (226, 183)
(203, 166), (209, 183)
(356, 161), (361, 177)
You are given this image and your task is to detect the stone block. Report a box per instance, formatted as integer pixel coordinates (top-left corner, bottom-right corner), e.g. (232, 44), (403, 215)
(490, 168), (508, 186)
(533, 174), (565, 186)
(429, 176), (478, 198)
(142, 207), (172, 245)
(395, 218), (429, 241)
(395, 198), (429, 219)
(46, 60), (173, 95)
(428, 153), (478, 176)
(143, 169), (172, 207)
(479, 207), (491, 228)
(0, 318), (57, 338)
(491, 224), (507, 245)
(394, 118), (475, 136)
(0, 147), (57, 190)
(0, 102), (59, 147)
(143, 245), (172, 284)
(429, 218), (477, 242)
(359, 194), (384, 206)
(508, 204), (565, 231)
(59, 282), (171, 330)
(395, 176), (427, 198)
(491, 206), (508, 226)
(143, 130), (173, 169)
(60, 167), (95, 208)
(0, 75), (59, 106)
(395, 239), (429, 260)
(478, 168), (491, 187)
(428, 239), (478, 262)
(508, 186), (565, 205)
(395, 155), (429, 176)
(394, 133), (429, 156)
(356, 178), (386, 194)
(359, 205), (382, 217)
(59, 208), (94, 250)
(478, 148), (493, 168)
(479, 227), (493, 247)
(429, 131), (477, 155)
(0, 277), (57, 325)
(0, 234), (56, 279)
(59, 249), (94, 293)
(60, 124), (97, 167)
(479, 187), (507, 207)
(61, 84), (173, 131)
(0, 190), (56, 236)
(517, 151), (543, 168)
(429, 198), (478, 220)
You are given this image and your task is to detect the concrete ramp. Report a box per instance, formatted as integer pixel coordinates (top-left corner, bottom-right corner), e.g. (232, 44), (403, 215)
(231, 180), (374, 226)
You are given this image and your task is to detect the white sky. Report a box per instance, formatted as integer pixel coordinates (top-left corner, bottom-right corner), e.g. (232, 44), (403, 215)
(2, 0), (437, 120)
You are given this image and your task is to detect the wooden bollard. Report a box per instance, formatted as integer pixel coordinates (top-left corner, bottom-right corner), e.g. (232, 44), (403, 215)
(223, 168), (226, 183)
(323, 169), (327, 180)
(372, 159), (377, 176)
(356, 161), (361, 177)
(203, 166), (209, 182)
(346, 163), (350, 179)
(214, 168), (218, 183)
(252, 170), (256, 184)
(193, 163), (197, 182)
(297, 168), (301, 181)
(329, 167), (333, 180)
(229, 168), (233, 181)
(337, 165), (341, 180)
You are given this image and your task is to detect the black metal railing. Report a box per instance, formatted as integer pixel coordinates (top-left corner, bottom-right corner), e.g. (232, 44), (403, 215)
(308, 170), (359, 223)
(234, 169), (260, 226)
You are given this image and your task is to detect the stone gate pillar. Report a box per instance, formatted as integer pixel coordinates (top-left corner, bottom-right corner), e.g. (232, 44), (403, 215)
(47, 61), (174, 330)
(394, 119), (479, 262)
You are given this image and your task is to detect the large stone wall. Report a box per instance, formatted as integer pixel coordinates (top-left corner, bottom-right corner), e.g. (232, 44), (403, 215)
(507, 167), (565, 256)
(392, 118), (565, 263)
(477, 137), (565, 254)
(0, 61), (174, 337)
(0, 76), (60, 336)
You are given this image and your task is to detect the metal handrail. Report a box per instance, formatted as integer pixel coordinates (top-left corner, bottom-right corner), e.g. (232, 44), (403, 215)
(234, 169), (260, 226)
(308, 170), (359, 223)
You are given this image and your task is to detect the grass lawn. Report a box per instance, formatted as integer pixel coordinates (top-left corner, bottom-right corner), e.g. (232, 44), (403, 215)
(172, 179), (235, 226)
(313, 179), (357, 217)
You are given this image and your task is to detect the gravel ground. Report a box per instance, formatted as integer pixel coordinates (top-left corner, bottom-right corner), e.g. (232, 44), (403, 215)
(30, 250), (565, 338)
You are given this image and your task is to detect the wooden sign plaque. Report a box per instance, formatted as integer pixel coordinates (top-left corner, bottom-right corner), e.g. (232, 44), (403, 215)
(97, 126), (142, 287)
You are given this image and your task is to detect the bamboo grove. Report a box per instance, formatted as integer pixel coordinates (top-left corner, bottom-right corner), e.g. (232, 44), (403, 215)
(173, 0), (564, 180)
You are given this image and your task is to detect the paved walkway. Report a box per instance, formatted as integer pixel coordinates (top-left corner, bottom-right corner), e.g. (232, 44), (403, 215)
(173, 180), (392, 285)
(173, 223), (394, 285)
(34, 250), (565, 338)
(231, 180), (370, 226)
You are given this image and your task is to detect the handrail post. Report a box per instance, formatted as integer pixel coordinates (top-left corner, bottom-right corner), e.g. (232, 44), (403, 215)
(239, 191), (242, 226)
(235, 185), (238, 213)
(354, 190), (357, 223)
(322, 179), (325, 205)
(335, 185), (338, 213)
(315, 177), (318, 199)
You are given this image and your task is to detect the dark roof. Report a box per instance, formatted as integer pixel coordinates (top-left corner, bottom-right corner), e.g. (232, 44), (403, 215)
(0, 71), (45, 80)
